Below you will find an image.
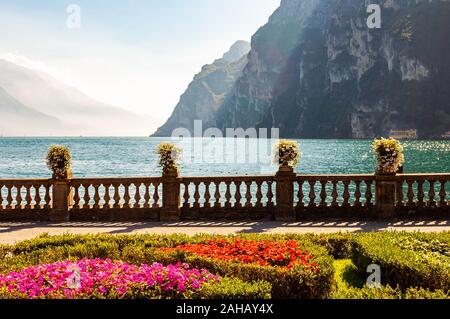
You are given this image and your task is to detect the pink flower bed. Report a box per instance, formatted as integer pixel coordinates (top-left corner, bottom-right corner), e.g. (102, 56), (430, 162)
(0, 258), (219, 299)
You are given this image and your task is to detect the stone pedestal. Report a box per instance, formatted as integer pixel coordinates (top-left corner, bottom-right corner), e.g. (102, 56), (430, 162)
(274, 165), (296, 221)
(375, 173), (397, 219)
(50, 179), (72, 222)
(161, 170), (181, 222)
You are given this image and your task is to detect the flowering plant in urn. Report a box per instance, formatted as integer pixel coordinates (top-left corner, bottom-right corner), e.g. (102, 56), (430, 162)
(372, 138), (405, 174)
(46, 145), (72, 179)
(273, 140), (301, 168)
(157, 143), (181, 175)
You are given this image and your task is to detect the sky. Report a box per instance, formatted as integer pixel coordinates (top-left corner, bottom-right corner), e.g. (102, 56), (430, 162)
(0, 0), (280, 123)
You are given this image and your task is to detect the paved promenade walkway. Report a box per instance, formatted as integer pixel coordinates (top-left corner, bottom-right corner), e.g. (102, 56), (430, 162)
(0, 220), (448, 245)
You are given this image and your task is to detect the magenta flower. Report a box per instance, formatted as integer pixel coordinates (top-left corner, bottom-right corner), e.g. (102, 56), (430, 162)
(0, 259), (219, 299)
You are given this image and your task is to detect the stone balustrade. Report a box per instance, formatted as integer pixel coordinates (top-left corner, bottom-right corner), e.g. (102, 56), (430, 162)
(0, 170), (449, 221)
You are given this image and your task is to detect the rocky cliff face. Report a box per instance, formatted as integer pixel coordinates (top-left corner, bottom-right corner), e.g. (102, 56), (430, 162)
(155, 0), (450, 139)
(152, 41), (250, 136)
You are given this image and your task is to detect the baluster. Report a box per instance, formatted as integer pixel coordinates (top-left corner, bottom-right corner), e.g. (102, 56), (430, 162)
(183, 182), (190, 208)
(0, 186), (4, 210)
(73, 184), (81, 209)
(83, 184), (91, 209)
(255, 181), (263, 208)
(93, 184), (101, 209)
(16, 186), (23, 209)
(354, 180), (362, 207)
(319, 180), (327, 208)
(406, 180), (415, 207)
(123, 183), (131, 208)
(234, 181), (242, 208)
(331, 181), (339, 207)
(342, 181), (350, 207)
(266, 180), (274, 207)
(428, 180), (436, 207)
(25, 185), (32, 209)
(35, 185), (42, 209)
(104, 184), (111, 209)
(439, 180), (446, 207)
(45, 185), (51, 209)
(296, 180), (305, 208)
(396, 180), (404, 207)
(308, 180), (316, 208)
(245, 181), (252, 208)
(134, 183), (142, 208)
(224, 181), (232, 208)
(153, 182), (160, 208)
(417, 180), (424, 207)
(365, 180), (373, 207)
(204, 181), (211, 208)
(6, 185), (13, 209)
(144, 183), (151, 208)
(113, 184), (121, 208)
(193, 182), (200, 208)
(214, 181), (221, 208)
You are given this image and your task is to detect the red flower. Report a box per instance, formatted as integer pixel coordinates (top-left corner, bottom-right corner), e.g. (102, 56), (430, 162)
(160, 239), (319, 272)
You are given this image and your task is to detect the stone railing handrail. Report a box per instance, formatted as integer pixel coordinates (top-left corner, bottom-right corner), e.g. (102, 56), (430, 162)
(0, 171), (448, 222)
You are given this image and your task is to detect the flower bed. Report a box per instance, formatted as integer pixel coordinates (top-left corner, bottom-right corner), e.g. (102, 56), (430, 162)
(160, 239), (319, 271)
(155, 238), (334, 299)
(0, 259), (219, 299)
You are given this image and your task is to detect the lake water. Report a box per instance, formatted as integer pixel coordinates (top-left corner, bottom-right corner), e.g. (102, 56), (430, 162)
(0, 137), (449, 179)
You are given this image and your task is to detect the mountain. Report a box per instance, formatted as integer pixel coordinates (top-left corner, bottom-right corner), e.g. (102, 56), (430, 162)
(0, 86), (65, 136)
(152, 41), (250, 137)
(155, 0), (450, 139)
(0, 59), (157, 136)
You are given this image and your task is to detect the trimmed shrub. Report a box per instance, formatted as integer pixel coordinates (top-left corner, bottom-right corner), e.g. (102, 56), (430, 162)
(305, 233), (353, 259)
(352, 232), (450, 291)
(332, 259), (449, 299)
(192, 277), (272, 299)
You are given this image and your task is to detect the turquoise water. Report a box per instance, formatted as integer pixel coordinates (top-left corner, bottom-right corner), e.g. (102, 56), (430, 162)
(0, 137), (449, 179)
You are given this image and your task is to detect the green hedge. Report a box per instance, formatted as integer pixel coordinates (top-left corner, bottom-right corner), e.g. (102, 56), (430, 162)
(304, 233), (353, 259)
(191, 277), (272, 299)
(0, 233), (334, 299)
(352, 232), (450, 291)
(331, 259), (449, 299)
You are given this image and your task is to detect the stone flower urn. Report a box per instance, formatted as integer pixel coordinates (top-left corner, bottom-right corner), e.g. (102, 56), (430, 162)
(277, 163), (294, 174)
(52, 168), (73, 180)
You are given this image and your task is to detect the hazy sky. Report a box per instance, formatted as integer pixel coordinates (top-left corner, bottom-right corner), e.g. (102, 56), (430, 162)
(0, 0), (280, 123)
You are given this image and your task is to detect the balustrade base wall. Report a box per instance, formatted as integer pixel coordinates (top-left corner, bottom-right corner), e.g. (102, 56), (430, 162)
(1, 173), (449, 222)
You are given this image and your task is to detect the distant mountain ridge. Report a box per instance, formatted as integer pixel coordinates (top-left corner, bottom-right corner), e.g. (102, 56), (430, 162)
(0, 59), (156, 136)
(154, 0), (450, 139)
(151, 41), (250, 137)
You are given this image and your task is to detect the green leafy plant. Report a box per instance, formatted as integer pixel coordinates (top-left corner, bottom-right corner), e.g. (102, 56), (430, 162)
(352, 232), (450, 291)
(371, 138), (404, 174)
(273, 140), (301, 167)
(46, 145), (72, 179)
(157, 143), (181, 174)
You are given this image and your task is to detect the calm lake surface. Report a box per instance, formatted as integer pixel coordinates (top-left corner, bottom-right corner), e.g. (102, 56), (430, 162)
(0, 137), (449, 179)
